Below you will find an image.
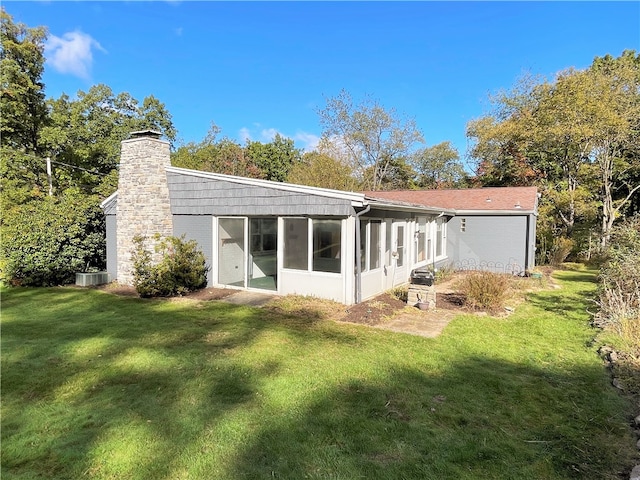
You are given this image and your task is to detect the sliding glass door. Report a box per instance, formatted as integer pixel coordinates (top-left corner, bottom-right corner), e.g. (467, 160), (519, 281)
(218, 217), (278, 291)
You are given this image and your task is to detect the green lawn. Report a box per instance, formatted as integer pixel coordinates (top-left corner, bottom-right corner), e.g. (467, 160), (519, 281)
(1, 270), (636, 479)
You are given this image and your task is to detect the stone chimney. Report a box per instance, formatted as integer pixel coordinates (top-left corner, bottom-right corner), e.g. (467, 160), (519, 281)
(116, 130), (173, 285)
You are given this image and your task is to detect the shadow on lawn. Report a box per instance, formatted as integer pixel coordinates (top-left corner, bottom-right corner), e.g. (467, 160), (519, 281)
(227, 359), (635, 480)
(1, 286), (636, 480)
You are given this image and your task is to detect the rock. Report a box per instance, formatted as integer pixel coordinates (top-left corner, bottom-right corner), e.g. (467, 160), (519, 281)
(629, 464), (640, 480)
(599, 345), (614, 357)
(636, 438), (640, 450)
(609, 351), (619, 363)
(635, 414), (640, 427)
(612, 378), (625, 390)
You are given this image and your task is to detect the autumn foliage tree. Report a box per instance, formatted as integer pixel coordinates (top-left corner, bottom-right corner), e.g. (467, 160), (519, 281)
(468, 50), (640, 259)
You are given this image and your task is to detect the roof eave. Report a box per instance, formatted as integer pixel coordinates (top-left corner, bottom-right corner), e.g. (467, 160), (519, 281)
(455, 209), (537, 216)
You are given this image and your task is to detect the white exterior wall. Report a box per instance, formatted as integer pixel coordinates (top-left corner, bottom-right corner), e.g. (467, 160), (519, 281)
(279, 217), (353, 304)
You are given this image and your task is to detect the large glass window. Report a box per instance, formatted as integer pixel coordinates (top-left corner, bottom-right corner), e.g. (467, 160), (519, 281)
(359, 219), (381, 272)
(396, 225), (405, 267)
(250, 218), (276, 253)
(369, 220), (381, 270)
(284, 219), (342, 273)
(283, 218), (308, 270)
(313, 220), (341, 273)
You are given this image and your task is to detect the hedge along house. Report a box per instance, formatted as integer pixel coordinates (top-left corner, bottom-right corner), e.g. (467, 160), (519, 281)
(102, 131), (538, 305)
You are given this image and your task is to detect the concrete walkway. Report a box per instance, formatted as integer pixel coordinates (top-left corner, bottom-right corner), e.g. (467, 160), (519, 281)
(373, 309), (456, 338)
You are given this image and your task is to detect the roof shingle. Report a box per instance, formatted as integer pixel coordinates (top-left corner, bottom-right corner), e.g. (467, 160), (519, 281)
(363, 186), (538, 212)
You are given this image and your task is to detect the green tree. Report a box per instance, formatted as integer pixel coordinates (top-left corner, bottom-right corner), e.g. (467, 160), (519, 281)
(171, 123), (263, 178)
(0, 9), (48, 154)
(41, 84), (177, 196)
(245, 133), (302, 182)
(317, 90), (423, 191)
(0, 10), (50, 209)
(411, 141), (468, 189)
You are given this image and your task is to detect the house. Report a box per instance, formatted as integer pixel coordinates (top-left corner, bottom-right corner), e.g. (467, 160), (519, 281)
(102, 130), (538, 305)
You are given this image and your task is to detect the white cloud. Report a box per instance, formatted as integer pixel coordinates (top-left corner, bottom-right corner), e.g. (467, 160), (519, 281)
(45, 31), (106, 79)
(294, 131), (320, 152)
(238, 126), (320, 152)
(260, 128), (280, 141)
(238, 127), (252, 143)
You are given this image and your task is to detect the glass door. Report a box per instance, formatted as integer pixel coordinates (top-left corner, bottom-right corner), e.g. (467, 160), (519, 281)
(218, 218), (246, 287)
(248, 218), (277, 291)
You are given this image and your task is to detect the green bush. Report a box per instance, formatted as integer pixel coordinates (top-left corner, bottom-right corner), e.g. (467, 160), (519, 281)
(132, 234), (209, 297)
(1, 191), (105, 286)
(457, 271), (511, 313)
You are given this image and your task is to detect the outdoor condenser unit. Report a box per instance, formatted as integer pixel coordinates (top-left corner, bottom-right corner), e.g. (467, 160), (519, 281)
(75, 272), (110, 287)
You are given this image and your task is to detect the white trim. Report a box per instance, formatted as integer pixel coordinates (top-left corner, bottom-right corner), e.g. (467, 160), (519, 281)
(100, 191), (118, 209)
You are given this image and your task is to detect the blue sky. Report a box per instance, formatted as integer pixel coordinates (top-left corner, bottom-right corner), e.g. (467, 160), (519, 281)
(5, 1), (639, 164)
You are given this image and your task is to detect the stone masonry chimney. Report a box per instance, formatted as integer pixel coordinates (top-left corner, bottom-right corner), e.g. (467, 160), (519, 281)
(116, 130), (173, 285)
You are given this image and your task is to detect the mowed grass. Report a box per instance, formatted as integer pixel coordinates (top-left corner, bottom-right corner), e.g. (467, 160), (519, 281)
(2, 270), (637, 479)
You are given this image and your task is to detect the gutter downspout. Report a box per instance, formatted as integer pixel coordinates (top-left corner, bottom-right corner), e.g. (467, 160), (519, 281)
(354, 204), (371, 304)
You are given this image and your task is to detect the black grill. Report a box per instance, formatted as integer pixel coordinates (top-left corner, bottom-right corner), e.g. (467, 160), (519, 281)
(410, 268), (434, 286)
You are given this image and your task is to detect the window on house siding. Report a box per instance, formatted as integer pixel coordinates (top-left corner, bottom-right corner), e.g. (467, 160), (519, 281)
(313, 220), (341, 273)
(283, 218), (308, 270)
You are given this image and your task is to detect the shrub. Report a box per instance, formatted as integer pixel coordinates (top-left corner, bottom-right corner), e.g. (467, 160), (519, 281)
(132, 234), (209, 297)
(456, 271), (511, 313)
(549, 237), (574, 266)
(595, 216), (640, 334)
(389, 285), (408, 303)
(1, 192), (105, 286)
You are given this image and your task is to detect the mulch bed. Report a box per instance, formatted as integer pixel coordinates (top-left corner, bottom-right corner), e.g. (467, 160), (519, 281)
(96, 281), (471, 326)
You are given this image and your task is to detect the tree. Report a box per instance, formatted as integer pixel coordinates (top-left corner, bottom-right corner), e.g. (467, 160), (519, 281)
(245, 133), (302, 182)
(0, 10), (49, 210)
(287, 150), (358, 191)
(467, 51), (640, 254)
(172, 123), (263, 178)
(0, 9), (48, 154)
(588, 51), (640, 246)
(41, 84), (177, 197)
(317, 90), (423, 191)
(412, 141), (468, 189)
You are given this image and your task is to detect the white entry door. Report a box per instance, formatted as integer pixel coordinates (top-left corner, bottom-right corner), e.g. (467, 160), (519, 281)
(393, 220), (409, 286)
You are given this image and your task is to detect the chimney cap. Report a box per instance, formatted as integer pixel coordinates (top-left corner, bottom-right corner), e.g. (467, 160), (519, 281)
(130, 130), (162, 140)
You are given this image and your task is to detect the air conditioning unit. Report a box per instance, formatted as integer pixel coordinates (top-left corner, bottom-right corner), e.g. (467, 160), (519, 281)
(75, 272), (110, 287)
